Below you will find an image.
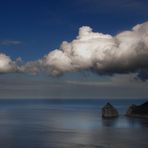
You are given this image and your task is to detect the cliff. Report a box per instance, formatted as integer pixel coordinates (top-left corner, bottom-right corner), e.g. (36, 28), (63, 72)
(126, 101), (148, 119)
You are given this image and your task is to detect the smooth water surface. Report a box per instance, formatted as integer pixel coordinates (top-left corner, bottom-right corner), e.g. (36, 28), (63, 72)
(0, 99), (148, 148)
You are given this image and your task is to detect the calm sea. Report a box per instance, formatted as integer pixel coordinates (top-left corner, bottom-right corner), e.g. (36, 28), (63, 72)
(0, 99), (148, 148)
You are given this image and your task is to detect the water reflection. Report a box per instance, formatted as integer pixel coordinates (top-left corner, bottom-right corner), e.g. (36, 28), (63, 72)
(126, 116), (148, 128)
(101, 115), (148, 128)
(101, 118), (118, 127)
(0, 103), (148, 148)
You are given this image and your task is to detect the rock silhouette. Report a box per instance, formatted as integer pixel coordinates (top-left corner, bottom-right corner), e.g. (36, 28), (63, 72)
(102, 102), (119, 118)
(126, 101), (148, 119)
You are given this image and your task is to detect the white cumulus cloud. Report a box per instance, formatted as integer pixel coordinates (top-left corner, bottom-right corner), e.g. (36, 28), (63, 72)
(2, 21), (148, 80)
(38, 21), (148, 80)
(0, 53), (18, 73)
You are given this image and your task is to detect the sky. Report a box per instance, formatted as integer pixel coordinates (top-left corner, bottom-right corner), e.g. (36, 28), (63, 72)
(0, 0), (148, 99)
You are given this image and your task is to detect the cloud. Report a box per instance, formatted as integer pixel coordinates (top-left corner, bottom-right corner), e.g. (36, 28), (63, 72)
(32, 21), (147, 80)
(0, 53), (18, 73)
(1, 21), (148, 80)
(0, 40), (22, 46)
(19, 60), (43, 75)
(73, 0), (148, 15)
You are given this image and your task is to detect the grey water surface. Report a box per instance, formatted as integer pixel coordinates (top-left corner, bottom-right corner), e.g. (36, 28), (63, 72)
(0, 99), (148, 148)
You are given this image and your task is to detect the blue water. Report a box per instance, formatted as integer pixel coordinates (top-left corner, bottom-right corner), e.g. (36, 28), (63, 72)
(0, 99), (148, 148)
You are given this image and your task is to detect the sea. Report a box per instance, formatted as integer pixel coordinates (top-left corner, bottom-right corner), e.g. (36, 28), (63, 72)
(0, 99), (148, 148)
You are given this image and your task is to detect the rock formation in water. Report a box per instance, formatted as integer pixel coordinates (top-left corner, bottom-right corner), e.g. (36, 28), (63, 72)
(102, 102), (119, 118)
(126, 101), (148, 118)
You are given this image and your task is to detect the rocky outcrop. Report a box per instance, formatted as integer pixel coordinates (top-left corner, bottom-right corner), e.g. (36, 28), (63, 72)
(126, 101), (148, 119)
(102, 102), (119, 118)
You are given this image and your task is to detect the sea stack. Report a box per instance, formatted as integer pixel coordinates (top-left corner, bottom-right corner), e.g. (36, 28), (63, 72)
(102, 102), (118, 118)
(126, 101), (148, 119)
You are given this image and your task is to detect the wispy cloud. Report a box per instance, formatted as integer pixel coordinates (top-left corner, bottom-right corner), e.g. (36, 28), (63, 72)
(0, 73), (148, 99)
(75, 0), (148, 14)
(0, 40), (22, 46)
(65, 73), (147, 86)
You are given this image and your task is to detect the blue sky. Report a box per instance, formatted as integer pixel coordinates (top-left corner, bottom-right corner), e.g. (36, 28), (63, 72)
(0, 0), (148, 99)
(0, 0), (148, 61)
